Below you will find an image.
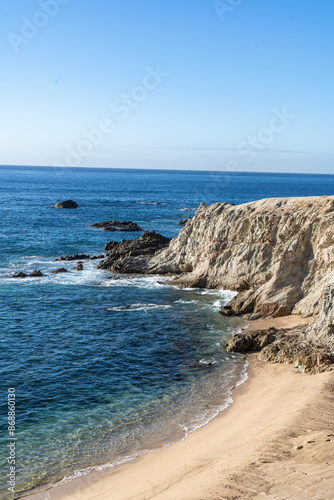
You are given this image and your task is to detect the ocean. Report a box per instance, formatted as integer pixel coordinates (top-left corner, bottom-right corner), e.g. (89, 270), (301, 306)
(1, 166), (334, 499)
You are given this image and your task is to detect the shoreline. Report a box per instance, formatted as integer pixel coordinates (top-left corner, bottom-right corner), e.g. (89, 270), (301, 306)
(25, 314), (334, 500)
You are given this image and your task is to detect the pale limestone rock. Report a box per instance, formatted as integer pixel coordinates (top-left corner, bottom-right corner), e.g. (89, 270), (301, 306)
(307, 285), (334, 347)
(147, 196), (334, 320)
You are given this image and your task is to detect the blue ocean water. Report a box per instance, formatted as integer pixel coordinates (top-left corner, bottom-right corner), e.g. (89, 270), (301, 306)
(1, 167), (334, 499)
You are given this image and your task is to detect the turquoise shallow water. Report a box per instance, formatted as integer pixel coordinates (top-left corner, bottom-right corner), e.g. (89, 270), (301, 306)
(1, 167), (334, 498)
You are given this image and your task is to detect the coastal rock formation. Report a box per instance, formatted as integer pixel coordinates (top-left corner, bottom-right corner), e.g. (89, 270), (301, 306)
(145, 197), (334, 320)
(92, 220), (142, 232)
(54, 200), (78, 209)
(226, 326), (334, 373)
(51, 268), (68, 274)
(55, 254), (90, 262)
(29, 270), (43, 277)
(226, 328), (277, 353)
(74, 263), (83, 271)
(97, 231), (171, 273)
(12, 270), (43, 278)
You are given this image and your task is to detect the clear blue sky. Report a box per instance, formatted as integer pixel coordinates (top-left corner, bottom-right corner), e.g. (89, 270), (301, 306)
(1, 0), (333, 173)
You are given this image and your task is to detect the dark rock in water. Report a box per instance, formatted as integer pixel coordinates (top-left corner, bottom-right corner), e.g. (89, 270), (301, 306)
(54, 200), (78, 209)
(51, 268), (68, 274)
(92, 220), (142, 232)
(98, 231), (171, 273)
(12, 272), (28, 278)
(178, 219), (189, 226)
(225, 328), (277, 353)
(74, 263), (83, 271)
(29, 270), (43, 277)
(55, 254), (90, 262)
(90, 255), (105, 260)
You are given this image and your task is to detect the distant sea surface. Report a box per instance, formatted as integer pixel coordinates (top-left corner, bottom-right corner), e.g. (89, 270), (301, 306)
(1, 167), (334, 498)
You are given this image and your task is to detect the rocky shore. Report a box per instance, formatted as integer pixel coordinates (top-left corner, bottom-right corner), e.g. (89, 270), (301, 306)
(97, 195), (334, 364)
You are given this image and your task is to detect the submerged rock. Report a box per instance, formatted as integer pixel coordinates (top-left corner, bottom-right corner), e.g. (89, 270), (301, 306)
(92, 220), (142, 232)
(54, 200), (78, 209)
(51, 268), (68, 274)
(97, 231), (171, 273)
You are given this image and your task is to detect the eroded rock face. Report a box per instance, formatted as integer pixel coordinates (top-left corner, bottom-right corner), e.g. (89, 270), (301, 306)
(307, 285), (334, 347)
(97, 231), (171, 273)
(54, 200), (78, 209)
(92, 220), (142, 232)
(145, 197), (334, 320)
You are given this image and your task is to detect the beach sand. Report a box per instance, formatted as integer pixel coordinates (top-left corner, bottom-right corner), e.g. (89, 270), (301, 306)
(26, 316), (334, 500)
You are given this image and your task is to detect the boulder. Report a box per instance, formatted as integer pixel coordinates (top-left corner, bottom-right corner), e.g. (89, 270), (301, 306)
(12, 272), (27, 278)
(29, 270), (43, 277)
(225, 328), (277, 353)
(51, 268), (68, 274)
(74, 263), (83, 271)
(54, 200), (78, 209)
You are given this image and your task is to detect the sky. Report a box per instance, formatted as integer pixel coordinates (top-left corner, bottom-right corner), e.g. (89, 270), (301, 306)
(0, 0), (333, 173)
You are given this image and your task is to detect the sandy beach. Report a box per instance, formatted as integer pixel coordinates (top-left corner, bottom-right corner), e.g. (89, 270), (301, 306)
(26, 316), (334, 500)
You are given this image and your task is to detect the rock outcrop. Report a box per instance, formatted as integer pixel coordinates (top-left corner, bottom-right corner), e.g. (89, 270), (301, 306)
(226, 328), (277, 353)
(55, 254), (90, 262)
(92, 220), (142, 232)
(144, 197), (334, 321)
(12, 272), (28, 278)
(226, 326), (334, 373)
(51, 268), (68, 274)
(97, 231), (171, 273)
(29, 270), (43, 277)
(54, 200), (78, 209)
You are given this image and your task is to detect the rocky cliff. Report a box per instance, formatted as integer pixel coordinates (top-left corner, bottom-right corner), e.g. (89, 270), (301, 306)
(145, 196), (334, 321)
(98, 196), (334, 346)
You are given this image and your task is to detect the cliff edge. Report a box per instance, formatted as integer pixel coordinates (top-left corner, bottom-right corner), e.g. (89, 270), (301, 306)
(146, 196), (334, 322)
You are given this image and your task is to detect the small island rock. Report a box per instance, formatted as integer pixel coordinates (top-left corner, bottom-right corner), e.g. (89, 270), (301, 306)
(29, 270), (43, 277)
(54, 200), (79, 209)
